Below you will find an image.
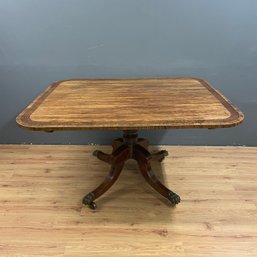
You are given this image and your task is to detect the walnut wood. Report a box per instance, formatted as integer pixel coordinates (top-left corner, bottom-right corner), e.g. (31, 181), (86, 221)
(16, 77), (244, 131)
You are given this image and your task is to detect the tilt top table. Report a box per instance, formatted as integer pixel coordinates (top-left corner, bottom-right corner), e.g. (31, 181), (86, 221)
(16, 78), (244, 209)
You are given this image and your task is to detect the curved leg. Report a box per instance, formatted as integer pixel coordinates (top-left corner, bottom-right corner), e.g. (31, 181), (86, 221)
(137, 138), (149, 149)
(112, 138), (124, 151)
(93, 138), (126, 164)
(83, 144), (129, 209)
(133, 144), (151, 161)
(151, 150), (168, 162)
(134, 146), (180, 205)
(83, 162), (125, 209)
(93, 150), (112, 164)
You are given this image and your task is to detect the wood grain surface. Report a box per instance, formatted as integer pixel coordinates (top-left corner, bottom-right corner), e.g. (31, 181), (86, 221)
(0, 144), (256, 257)
(16, 78), (244, 131)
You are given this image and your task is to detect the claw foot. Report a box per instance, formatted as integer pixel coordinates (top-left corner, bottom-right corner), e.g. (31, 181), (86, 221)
(93, 150), (99, 157)
(168, 191), (180, 205)
(159, 150), (168, 162)
(82, 192), (97, 209)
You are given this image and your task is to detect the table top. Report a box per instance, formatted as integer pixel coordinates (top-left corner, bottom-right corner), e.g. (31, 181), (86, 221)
(16, 77), (244, 131)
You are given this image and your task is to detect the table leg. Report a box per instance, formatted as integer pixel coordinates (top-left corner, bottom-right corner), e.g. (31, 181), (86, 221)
(150, 150), (168, 162)
(137, 138), (149, 149)
(82, 144), (129, 209)
(82, 130), (180, 209)
(93, 150), (112, 164)
(133, 144), (180, 205)
(112, 138), (124, 150)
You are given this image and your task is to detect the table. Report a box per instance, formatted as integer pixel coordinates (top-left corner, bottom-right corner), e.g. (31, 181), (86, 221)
(16, 78), (244, 209)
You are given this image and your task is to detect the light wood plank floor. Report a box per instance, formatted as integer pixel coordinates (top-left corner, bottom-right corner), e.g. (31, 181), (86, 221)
(0, 144), (256, 257)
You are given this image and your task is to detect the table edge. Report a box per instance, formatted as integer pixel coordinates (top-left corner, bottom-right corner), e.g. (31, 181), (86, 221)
(16, 77), (244, 132)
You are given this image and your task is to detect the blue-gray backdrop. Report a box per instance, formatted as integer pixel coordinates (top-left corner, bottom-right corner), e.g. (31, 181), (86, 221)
(1, 0), (256, 145)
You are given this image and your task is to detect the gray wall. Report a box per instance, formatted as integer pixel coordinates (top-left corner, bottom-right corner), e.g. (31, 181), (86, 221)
(1, 0), (256, 146)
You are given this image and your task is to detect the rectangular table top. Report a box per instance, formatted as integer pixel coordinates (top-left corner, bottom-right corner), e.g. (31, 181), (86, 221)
(16, 78), (244, 131)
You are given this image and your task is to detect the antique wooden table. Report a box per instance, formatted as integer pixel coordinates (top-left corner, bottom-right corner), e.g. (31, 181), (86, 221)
(16, 78), (244, 209)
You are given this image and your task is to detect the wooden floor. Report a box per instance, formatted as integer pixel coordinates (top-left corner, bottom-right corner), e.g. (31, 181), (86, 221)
(0, 144), (257, 257)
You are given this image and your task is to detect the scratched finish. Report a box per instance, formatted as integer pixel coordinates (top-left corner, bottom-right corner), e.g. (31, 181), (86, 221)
(16, 78), (244, 131)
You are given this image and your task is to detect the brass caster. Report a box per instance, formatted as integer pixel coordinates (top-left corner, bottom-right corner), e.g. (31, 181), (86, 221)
(83, 193), (97, 209)
(168, 191), (180, 205)
(162, 150), (168, 157)
(93, 150), (99, 157)
(89, 202), (97, 209)
(82, 192), (95, 204)
(158, 150), (168, 162)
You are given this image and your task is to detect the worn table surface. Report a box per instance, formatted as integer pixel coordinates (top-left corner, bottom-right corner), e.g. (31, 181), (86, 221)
(16, 78), (244, 131)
